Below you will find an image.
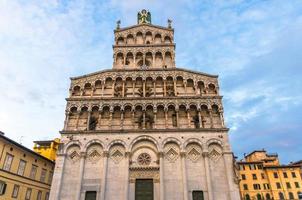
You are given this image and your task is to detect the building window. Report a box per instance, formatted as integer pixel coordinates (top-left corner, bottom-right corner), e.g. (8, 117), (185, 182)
(265, 193), (271, 200)
(37, 190), (42, 200)
(17, 159), (27, 176)
(30, 165), (38, 179)
(245, 194), (251, 200)
(298, 192), (302, 200)
(283, 172), (288, 178)
(292, 172), (297, 178)
(11, 185), (19, 198)
(295, 182), (300, 188)
(85, 191), (97, 200)
(192, 190), (204, 200)
(40, 169), (47, 182)
(243, 184), (248, 190)
(48, 171), (53, 184)
(0, 181), (7, 195)
(45, 192), (49, 200)
(252, 174), (257, 180)
(241, 174), (246, 180)
(3, 153), (14, 171)
(261, 173), (265, 179)
(276, 182), (281, 189)
(279, 192), (285, 200)
(274, 172), (278, 178)
(263, 183), (270, 190)
(253, 184), (261, 190)
(289, 192), (294, 200)
(25, 188), (32, 200)
(286, 182), (291, 189)
(256, 193), (261, 200)
(257, 164), (263, 169)
(240, 165), (245, 170)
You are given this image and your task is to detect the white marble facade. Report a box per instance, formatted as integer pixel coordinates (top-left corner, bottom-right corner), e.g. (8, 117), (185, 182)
(49, 10), (240, 200)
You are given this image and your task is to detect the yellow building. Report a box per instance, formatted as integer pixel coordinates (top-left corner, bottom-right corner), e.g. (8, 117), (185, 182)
(237, 150), (302, 200)
(33, 138), (60, 161)
(0, 132), (54, 200)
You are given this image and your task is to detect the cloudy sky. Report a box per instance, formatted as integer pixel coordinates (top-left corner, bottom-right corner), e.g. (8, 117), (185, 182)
(0, 0), (301, 163)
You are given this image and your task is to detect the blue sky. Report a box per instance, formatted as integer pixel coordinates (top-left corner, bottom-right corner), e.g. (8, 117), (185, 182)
(0, 0), (301, 163)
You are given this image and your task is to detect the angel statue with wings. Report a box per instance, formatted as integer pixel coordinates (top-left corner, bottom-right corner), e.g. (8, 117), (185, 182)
(137, 9), (151, 24)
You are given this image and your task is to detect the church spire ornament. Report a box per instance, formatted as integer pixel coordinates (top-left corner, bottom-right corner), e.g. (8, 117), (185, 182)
(137, 9), (151, 24)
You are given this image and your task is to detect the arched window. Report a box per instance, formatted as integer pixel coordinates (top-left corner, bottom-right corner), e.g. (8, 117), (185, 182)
(256, 193), (261, 200)
(265, 193), (271, 200)
(289, 192), (294, 200)
(245, 194), (251, 200)
(279, 192), (285, 200)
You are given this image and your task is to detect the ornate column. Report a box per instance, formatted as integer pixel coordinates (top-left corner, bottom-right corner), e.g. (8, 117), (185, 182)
(181, 152), (188, 200)
(174, 78), (177, 96)
(101, 81), (105, 97)
(97, 111), (102, 130)
(209, 109), (213, 128)
(100, 151), (109, 200)
(184, 81), (187, 95)
(109, 109), (113, 130)
(112, 80), (116, 97)
(187, 109), (191, 128)
(198, 110), (202, 129)
(91, 86), (95, 97)
(124, 152), (130, 200)
(143, 80), (146, 97)
(87, 110), (91, 131)
(163, 79), (166, 96)
(132, 81), (135, 97)
(76, 111), (81, 130)
(153, 110), (157, 129)
(159, 152), (165, 200)
(76, 152), (86, 200)
(220, 109), (225, 127)
(176, 110), (179, 128)
(132, 110), (135, 129)
(153, 81), (156, 97)
(143, 110), (146, 129)
(152, 54), (155, 68)
(63, 111), (70, 130)
(122, 80), (125, 97)
(203, 152), (213, 200)
(121, 110), (124, 130)
(164, 107), (168, 128)
(194, 82), (198, 95)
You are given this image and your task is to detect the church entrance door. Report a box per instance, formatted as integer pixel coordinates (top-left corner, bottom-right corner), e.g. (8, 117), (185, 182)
(135, 179), (154, 200)
(84, 191), (96, 200)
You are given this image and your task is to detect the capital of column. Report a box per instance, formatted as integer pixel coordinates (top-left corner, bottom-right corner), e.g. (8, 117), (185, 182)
(80, 152), (87, 158)
(103, 151), (109, 157)
(180, 151), (186, 157)
(158, 151), (164, 158)
(202, 152), (209, 157)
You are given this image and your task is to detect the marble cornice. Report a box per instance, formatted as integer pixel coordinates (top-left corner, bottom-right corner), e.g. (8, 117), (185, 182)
(60, 128), (229, 135)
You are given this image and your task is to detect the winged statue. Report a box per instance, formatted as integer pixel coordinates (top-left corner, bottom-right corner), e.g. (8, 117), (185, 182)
(137, 9), (151, 24)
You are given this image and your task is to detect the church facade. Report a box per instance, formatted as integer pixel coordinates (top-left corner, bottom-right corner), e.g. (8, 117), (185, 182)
(49, 10), (240, 200)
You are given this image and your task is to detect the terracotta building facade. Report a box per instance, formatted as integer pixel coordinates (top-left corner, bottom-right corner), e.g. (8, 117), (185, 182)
(49, 10), (240, 200)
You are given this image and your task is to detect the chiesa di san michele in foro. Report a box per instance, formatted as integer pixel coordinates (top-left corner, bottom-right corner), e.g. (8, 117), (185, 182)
(49, 10), (241, 200)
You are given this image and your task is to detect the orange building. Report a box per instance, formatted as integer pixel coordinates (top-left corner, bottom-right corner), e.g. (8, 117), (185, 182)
(237, 150), (302, 200)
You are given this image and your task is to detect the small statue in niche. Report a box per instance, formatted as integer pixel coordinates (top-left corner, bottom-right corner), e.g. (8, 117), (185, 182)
(192, 115), (200, 128)
(145, 114), (154, 129)
(137, 9), (151, 24)
(89, 116), (98, 131)
(145, 86), (153, 97)
(172, 114), (177, 127)
(114, 85), (123, 97)
(166, 85), (175, 96)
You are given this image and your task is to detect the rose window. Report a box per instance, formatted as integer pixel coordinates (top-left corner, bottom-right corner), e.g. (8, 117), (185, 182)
(137, 153), (151, 166)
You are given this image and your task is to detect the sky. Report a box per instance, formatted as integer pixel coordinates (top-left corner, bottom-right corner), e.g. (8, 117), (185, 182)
(0, 0), (301, 164)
